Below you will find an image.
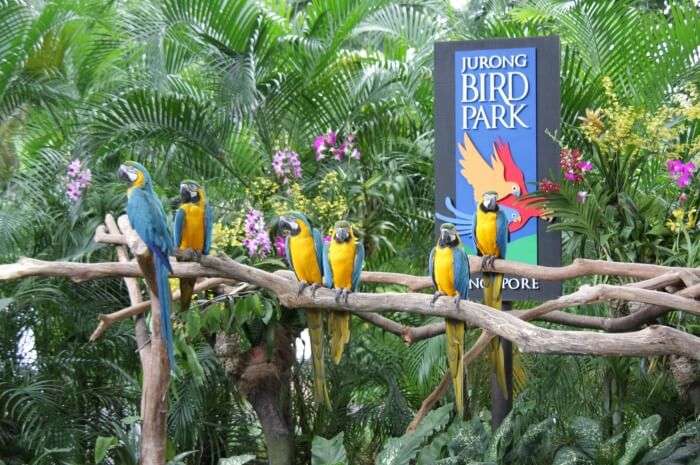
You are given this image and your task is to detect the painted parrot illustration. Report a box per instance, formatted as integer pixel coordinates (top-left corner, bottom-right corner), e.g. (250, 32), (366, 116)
(173, 180), (213, 313)
(323, 220), (364, 365)
(459, 132), (521, 204)
(118, 161), (176, 369)
(473, 191), (525, 397)
(428, 223), (470, 417)
(493, 139), (543, 226)
(278, 212), (330, 407)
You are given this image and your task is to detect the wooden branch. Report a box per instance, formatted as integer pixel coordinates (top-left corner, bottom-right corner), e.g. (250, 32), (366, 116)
(404, 274), (700, 432)
(94, 224), (127, 245)
(89, 277), (235, 341)
(3, 250), (699, 359)
(102, 214), (150, 365)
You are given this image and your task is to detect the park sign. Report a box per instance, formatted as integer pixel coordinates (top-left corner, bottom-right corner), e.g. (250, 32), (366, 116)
(434, 36), (562, 300)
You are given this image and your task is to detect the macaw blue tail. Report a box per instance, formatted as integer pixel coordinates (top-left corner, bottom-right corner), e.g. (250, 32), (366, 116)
(155, 253), (176, 370)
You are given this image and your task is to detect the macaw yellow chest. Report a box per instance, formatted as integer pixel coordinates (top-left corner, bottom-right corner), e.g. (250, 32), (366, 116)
(434, 246), (457, 297)
(289, 234), (322, 284)
(475, 209), (500, 256)
(179, 203), (205, 251)
(329, 240), (356, 289)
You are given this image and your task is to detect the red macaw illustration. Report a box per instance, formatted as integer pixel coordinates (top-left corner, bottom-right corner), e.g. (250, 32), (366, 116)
(492, 139), (543, 233)
(458, 133), (521, 203)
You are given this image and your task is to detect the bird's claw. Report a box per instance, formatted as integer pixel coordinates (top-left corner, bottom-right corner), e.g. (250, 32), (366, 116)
(430, 292), (444, 308)
(454, 295), (461, 310)
(298, 281), (309, 296)
(481, 255), (497, 272)
(342, 289), (351, 304)
(334, 288), (343, 303)
(310, 283), (321, 298)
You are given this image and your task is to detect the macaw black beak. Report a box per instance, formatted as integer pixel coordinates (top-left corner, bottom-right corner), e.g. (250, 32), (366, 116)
(117, 165), (130, 183)
(335, 228), (349, 242)
(440, 229), (450, 242)
(179, 184), (190, 202)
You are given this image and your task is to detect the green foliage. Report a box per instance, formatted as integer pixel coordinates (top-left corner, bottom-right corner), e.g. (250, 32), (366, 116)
(311, 433), (347, 465)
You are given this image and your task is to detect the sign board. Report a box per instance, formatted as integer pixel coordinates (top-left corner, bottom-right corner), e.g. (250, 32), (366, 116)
(434, 36), (561, 300)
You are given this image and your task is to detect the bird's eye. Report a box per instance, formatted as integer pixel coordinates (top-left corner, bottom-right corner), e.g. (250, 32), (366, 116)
(512, 186), (518, 192)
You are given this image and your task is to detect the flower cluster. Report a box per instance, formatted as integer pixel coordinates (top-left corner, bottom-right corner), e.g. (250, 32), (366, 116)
(538, 178), (560, 193)
(65, 159), (92, 202)
(560, 148), (592, 183)
(667, 159), (695, 188)
(271, 149), (302, 184)
(274, 235), (286, 257)
(666, 208), (697, 233)
(211, 218), (244, 253)
(313, 130), (361, 161)
(243, 209), (271, 258)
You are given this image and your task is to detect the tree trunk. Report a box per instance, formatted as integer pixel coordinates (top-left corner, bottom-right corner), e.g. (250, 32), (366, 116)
(215, 327), (295, 465)
(138, 255), (170, 465)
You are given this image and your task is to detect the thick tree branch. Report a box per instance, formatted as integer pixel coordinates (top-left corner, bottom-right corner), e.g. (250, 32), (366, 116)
(3, 245), (699, 360)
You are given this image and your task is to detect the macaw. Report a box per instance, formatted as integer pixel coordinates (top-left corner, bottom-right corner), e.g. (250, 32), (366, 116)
(472, 191), (525, 397)
(173, 180), (213, 313)
(118, 161), (176, 369)
(428, 223), (470, 417)
(323, 220), (364, 365)
(278, 212), (330, 407)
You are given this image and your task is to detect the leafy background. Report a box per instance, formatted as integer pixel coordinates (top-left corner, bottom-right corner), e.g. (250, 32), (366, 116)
(0, 0), (699, 464)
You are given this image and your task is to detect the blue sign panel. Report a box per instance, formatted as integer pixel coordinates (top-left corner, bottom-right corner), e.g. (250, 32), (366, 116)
(434, 37), (561, 300)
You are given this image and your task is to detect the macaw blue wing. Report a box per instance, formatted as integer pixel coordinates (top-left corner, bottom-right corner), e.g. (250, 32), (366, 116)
(127, 189), (174, 266)
(126, 188), (176, 370)
(471, 210), (479, 255)
(428, 247), (436, 289)
(312, 228), (324, 274)
(322, 242), (333, 288)
(452, 246), (470, 300)
(496, 209), (509, 259)
(285, 235), (294, 274)
(203, 203), (213, 255)
(351, 241), (364, 291)
(173, 207), (185, 249)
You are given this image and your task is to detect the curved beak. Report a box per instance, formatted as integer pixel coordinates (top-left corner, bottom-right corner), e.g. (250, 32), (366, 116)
(179, 184), (190, 202)
(335, 228), (349, 242)
(440, 229), (450, 242)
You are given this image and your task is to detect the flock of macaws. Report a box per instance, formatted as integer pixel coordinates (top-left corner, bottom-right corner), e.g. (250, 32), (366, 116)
(117, 161), (522, 415)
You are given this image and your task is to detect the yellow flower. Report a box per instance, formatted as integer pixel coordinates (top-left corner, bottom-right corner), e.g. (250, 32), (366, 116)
(666, 218), (679, 233)
(579, 108), (605, 140)
(672, 208), (684, 220)
(686, 209), (697, 229)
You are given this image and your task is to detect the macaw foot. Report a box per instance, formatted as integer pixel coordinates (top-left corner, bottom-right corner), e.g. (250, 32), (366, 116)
(334, 288), (343, 303)
(481, 255), (497, 272)
(297, 281), (309, 296)
(453, 295), (462, 311)
(310, 283), (321, 298)
(430, 291), (445, 308)
(341, 289), (351, 304)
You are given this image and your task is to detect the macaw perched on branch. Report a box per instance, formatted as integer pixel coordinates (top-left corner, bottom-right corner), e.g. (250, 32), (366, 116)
(278, 212), (330, 407)
(118, 161), (176, 369)
(323, 221), (364, 365)
(173, 180), (213, 313)
(473, 191), (525, 397)
(429, 223), (469, 417)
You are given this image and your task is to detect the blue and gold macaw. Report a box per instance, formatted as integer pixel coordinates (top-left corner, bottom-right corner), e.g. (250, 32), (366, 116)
(173, 180), (213, 313)
(323, 221), (364, 365)
(278, 212), (330, 407)
(429, 223), (470, 417)
(118, 161), (176, 369)
(473, 191), (525, 397)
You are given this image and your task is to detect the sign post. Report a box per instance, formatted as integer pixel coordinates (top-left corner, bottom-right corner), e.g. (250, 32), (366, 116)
(434, 36), (561, 424)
